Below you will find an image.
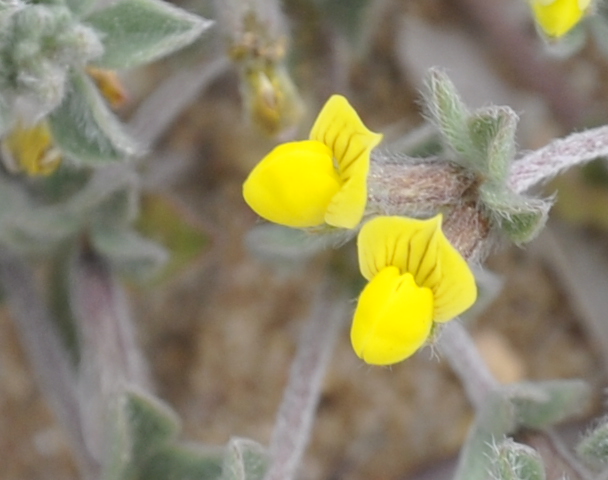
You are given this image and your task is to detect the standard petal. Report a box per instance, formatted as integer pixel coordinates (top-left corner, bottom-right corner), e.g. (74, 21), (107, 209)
(430, 233), (477, 322)
(310, 95), (382, 228)
(357, 216), (439, 281)
(324, 175), (367, 229)
(357, 215), (477, 323)
(531, 0), (589, 37)
(243, 141), (341, 227)
(351, 266), (433, 365)
(310, 95), (382, 178)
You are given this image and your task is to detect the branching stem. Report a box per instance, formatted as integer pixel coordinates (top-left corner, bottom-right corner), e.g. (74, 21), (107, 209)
(264, 281), (347, 480)
(510, 125), (608, 193)
(437, 321), (499, 411)
(0, 247), (100, 479)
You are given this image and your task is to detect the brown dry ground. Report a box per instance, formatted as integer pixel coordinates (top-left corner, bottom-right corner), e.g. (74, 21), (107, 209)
(1, 1), (607, 479)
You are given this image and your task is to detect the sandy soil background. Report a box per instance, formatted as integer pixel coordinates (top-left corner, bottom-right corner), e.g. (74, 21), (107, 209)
(2, 1), (608, 479)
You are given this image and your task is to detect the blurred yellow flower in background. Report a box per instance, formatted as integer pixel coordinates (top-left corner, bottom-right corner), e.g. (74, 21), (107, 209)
(530, 0), (591, 38)
(352, 215), (477, 365)
(2, 121), (62, 176)
(243, 95), (382, 229)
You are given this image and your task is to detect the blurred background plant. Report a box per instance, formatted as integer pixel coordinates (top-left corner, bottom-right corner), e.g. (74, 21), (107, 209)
(4, 1), (608, 480)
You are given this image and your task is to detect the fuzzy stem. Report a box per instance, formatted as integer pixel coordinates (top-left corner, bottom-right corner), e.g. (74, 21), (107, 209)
(70, 245), (151, 462)
(509, 125), (608, 193)
(0, 247), (100, 479)
(129, 57), (230, 149)
(264, 282), (347, 480)
(437, 322), (500, 411)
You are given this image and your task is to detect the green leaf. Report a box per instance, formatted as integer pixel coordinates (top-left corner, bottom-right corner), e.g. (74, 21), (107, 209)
(91, 227), (168, 279)
(491, 438), (546, 480)
(49, 71), (139, 164)
(454, 392), (516, 480)
(86, 0), (213, 69)
(577, 415), (608, 469)
(221, 438), (269, 480)
(91, 188), (139, 227)
(480, 186), (553, 244)
(423, 68), (474, 163)
(455, 380), (589, 480)
(124, 389), (181, 454)
(141, 444), (224, 480)
(507, 380), (591, 430)
(103, 388), (182, 480)
(467, 106), (518, 183)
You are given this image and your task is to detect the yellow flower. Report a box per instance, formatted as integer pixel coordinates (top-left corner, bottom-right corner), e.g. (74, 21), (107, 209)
(242, 95), (383, 229)
(530, 0), (591, 38)
(352, 215), (477, 365)
(86, 67), (128, 109)
(1, 121), (62, 176)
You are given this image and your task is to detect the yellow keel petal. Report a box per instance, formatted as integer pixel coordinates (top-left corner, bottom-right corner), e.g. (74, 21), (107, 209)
(243, 141), (341, 228)
(351, 266), (433, 365)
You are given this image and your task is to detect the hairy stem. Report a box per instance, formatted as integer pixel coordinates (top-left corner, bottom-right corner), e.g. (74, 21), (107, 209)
(0, 247), (100, 479)
(264, 282), (347, 480)
(70, 245), (151, 462)
(129, 57), (230, 149)
(509, 125), (608, 193)
(437, 321), (499, 411)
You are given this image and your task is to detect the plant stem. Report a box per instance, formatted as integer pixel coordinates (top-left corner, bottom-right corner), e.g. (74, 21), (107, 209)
(70, 245), (151, 462)
(0, 247), (100, 479)
(264, 281), (347, 480)
(509, 125), (608, 193)
(437, 321), (499, 411)
(129, 56), (230, 149)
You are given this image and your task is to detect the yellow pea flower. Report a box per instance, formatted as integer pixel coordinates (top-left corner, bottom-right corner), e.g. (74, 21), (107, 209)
(352, 215), (477, 365)
(243, 95), (383, 229)
(1, 121), (62, 176)
(530, 0), (592, 38)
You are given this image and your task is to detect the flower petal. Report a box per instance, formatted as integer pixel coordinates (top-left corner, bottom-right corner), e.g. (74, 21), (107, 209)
(351, 266), (433, 365)
(530, 0), (590, 38)
(310, 95), (382, 228)
(357, 215), (477, 323)
(324, 175), (367, 229)
(243, 140), (341, 227)
(2, 121), (62, 176)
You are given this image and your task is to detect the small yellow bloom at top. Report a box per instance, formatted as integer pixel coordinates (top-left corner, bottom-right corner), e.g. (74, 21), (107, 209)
(352, 215), (477, 365)
(243, 95), (383, 229)
(1, 121), (62, 176)
(530, 0), (592, 38)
